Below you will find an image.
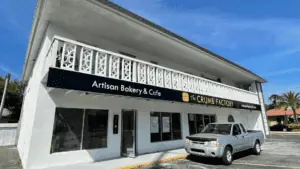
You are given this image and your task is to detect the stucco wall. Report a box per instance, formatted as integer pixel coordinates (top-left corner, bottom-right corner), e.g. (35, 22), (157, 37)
(18, 23), (266, 169)
(17, 24), (76, 168)
(20, 86), (264, 169)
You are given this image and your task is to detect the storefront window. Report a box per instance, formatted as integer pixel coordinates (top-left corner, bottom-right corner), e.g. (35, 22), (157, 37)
(172, 113), (182, 140)
(83, 109), (108, 149)
(51, 108), (84, 153)
(228, 115), (235, 122)
(204, 115), (210, 126)
(188, 114), (197, 135)
(162, 113), (171, 141)
(188, 114), (216, 135)
(150, 112), (182, 142)
(196, 114), (204, 133)
(210, 115), (216, 123)
(51, 108), (109, 153)
(150, 112), (161, 142)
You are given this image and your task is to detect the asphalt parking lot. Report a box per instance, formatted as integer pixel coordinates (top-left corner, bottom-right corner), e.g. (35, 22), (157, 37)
(142, 134), (300, 169)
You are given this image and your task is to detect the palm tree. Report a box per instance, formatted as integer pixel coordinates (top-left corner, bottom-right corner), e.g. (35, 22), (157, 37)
(269, 94), (281, 105)
(276, 91), (300, 123)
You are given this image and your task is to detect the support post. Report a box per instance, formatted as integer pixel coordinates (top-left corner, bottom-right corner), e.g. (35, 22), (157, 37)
(0, 73), (11, 119)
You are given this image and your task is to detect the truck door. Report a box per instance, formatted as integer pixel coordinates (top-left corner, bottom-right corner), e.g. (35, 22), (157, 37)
(232, 124), (244, 152)
(240, 123), (251, 149)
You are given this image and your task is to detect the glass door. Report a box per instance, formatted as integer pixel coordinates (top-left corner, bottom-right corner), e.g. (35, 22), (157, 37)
(188, 114), (204, 135)
(188, 114), (216, 135)
(121, 110), (136, 157)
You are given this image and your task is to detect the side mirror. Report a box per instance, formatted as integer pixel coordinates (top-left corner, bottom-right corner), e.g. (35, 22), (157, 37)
(233, 131), (240, 136)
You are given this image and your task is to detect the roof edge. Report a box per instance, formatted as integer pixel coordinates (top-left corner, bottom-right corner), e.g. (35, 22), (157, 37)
(21, 0), (44, 82)
(93, 0), (267, 83)
(22, 0), (267, 83)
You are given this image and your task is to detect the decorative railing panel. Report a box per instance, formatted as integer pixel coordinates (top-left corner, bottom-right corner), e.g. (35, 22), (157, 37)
(46, 36), (259, 104)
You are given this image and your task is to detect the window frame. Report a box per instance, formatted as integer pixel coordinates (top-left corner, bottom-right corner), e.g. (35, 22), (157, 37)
(82, 109), (109, 149)
(232, 124), (242, 136)
(50, 107), (110, 154)
(150, 112), (182, 142)
(239, 123), (246, 133)
(51, 108), (84, 153)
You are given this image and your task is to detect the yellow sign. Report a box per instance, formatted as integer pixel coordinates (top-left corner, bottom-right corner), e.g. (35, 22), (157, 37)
(182, 92), (189, 102)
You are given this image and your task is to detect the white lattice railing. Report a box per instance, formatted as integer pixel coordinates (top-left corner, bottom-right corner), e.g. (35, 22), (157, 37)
(45, 36), (259, 104)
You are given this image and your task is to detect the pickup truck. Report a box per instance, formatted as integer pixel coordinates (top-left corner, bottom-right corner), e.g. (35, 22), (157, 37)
(184, 122), (264, 165)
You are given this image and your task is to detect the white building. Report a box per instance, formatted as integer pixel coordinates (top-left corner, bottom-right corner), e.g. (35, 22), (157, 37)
(17, 0), (269, 169)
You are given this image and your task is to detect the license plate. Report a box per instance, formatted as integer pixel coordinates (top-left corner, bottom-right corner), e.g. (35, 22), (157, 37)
(193, 143), (203, 149)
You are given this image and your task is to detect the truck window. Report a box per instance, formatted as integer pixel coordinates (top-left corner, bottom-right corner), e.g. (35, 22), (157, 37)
(232, 124), (242, 135)
(240, 123), (246, 133)
(201, 124), (232, 135)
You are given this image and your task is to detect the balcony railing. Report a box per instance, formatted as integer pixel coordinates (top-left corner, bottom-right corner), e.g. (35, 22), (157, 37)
(45, 36), (259, 104)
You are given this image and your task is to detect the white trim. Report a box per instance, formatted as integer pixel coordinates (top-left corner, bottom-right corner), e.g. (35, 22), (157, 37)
(52, 36), (257, 96)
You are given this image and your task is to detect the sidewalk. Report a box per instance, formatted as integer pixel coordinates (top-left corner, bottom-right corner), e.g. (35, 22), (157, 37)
(46, 149), (187, 169)
(0, 146), (21, 169)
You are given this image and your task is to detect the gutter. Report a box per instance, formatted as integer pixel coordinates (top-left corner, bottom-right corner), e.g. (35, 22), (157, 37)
(21, 0), (44, 82)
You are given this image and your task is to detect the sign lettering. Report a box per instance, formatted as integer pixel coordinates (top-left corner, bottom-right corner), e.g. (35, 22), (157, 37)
(47, 68), (261, 111)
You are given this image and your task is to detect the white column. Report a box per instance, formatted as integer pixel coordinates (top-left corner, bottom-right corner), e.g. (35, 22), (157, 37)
(255, 82), (270, 136)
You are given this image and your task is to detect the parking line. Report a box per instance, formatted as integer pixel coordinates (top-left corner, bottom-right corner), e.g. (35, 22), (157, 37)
(187, 164), (210, 169)
(233, 162), (300, 169)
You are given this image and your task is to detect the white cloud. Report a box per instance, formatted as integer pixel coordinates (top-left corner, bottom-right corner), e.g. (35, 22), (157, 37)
(112, 0), (300, 102)
(263, 68), (300, 77)
(0, 63), (21, 78)
(112, 0), (300, 52)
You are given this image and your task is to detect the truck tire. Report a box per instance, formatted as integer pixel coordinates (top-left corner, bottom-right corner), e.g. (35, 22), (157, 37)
(222, 146), (232, 165)
(252, 141), (261, 155)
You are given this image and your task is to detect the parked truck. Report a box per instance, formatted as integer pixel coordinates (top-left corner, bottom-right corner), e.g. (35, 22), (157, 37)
(184, 122), (264, 165)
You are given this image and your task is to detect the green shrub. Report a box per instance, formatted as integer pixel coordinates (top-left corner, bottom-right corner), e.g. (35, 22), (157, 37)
(288, 123), (300, 129)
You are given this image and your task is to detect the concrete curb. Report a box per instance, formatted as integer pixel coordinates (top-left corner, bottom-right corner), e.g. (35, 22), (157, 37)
(115, 154), (188, 169)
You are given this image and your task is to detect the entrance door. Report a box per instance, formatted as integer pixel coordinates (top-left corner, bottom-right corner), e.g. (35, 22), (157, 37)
(121, 110), (136, 157)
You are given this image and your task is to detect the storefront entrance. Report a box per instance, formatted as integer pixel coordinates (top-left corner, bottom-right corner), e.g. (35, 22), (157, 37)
(188, 114), (216, 135)
(121, 110), (137, 157)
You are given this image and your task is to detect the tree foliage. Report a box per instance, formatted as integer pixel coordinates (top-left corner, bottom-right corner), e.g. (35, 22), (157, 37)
(271, 91), (300, 123)
(0, 75), (23, 120)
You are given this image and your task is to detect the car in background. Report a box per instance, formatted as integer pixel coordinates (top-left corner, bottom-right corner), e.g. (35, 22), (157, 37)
(270, 124), (292, 131)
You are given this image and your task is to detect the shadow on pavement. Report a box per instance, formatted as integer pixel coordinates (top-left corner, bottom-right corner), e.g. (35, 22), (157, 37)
(186, 154), (223, 165)
(147, 151), (184, 169)
(186, 150), (259, 165)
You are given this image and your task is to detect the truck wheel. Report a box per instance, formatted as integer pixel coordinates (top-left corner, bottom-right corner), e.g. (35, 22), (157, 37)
(252, 141), (261, 155)
(222, 147), (232, 165)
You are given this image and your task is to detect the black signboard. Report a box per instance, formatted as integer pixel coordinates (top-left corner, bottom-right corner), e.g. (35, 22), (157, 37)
(47, 68), (261, 111)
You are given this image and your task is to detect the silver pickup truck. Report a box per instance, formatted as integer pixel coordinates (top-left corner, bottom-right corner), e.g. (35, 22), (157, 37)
(184, 122), (264, 165)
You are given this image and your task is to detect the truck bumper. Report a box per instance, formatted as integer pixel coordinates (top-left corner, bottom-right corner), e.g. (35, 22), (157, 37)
(185, 144), (222, 158)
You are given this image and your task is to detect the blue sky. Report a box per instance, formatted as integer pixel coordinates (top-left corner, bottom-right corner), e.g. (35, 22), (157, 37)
(1, 0), (300, 102)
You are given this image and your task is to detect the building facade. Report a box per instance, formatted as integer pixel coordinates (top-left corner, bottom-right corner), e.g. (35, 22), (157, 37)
(17, 0), (269, 169)
(267, 108), (300, 125)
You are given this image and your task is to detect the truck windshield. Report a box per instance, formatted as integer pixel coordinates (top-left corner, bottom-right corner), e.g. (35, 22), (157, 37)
(201, 124), (232, 135)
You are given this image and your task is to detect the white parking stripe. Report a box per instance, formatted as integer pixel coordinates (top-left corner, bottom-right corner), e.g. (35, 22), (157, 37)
(233, 162), (300, 169)
(187, 164), (210, 169)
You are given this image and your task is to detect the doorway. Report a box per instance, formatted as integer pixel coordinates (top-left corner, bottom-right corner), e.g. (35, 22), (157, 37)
(121, 110), (137, 157)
